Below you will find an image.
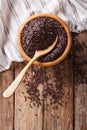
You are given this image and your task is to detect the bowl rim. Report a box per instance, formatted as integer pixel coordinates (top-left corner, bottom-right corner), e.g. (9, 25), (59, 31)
(18, 13), (72, 66)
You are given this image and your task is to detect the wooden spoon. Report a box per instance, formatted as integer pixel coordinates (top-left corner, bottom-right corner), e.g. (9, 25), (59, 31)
(3, 36), (58, 98)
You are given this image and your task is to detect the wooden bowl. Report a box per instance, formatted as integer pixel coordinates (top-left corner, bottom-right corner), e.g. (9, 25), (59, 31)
(18, 14), (72, 67)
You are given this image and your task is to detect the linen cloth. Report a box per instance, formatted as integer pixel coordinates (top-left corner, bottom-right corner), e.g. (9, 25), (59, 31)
(0, 0), (87, 72)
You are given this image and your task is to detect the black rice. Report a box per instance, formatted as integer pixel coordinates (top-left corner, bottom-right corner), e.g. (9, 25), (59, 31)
(21, 17), (67, 62)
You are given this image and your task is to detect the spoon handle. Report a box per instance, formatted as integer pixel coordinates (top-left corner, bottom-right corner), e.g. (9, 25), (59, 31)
(3, 55), (38, 98)
(3, 36), (58, 98)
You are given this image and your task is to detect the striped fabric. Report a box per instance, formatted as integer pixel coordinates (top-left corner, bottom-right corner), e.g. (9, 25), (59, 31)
(0, 0), (87, 71)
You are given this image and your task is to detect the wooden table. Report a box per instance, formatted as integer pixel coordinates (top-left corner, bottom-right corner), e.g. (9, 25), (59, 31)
(0, 32), (87, 130)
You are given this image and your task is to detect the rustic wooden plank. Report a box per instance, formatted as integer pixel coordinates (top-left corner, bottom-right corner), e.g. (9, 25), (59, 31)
(43, 56), (73, 130)
(14, 44), (73, 130)
(0, 66), (14, 130)
(14, 62), (43, 130)
(73, 32), (87, 130)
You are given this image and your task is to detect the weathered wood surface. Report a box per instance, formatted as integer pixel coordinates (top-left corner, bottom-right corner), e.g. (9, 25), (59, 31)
(0, 32), (87, 130)
(0, 66), (14, 130)
(43, 59), (73, 130)
(73, 32), (87, 130)
(15, 63), (43, 130)
(14, 59), (73, 130)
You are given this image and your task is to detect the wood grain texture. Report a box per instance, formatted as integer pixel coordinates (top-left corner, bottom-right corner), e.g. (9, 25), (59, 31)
(73, 32), (87, 130)
(43, 56), (73, 130)
(14, 53), (73, 130)
(14, 62), (43, 130)
(0, 66), (14, 130)
(0, 32), (87, 130)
